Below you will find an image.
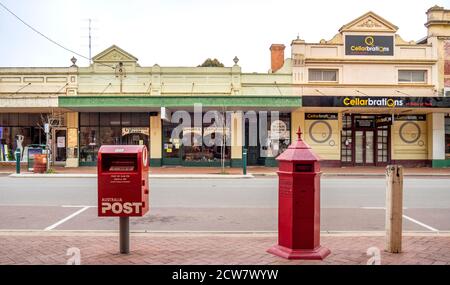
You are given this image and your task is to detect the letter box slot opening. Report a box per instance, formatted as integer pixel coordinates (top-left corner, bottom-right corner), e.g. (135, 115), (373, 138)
(101, 154), (138, 172)
(294, 164), (313, 172)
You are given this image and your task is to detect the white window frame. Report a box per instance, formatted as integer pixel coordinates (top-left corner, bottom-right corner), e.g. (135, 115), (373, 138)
(308, 69), (339, 83)
(398, 70), (427, 84)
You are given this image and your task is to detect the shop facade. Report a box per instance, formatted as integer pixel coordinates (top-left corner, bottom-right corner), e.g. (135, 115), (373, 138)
(286, 7), (450, 168)
(0, 113), (46, 162)
(2, 6), (450, 168)
(0, 65), (77, 167)
(298, 96), (450, 167)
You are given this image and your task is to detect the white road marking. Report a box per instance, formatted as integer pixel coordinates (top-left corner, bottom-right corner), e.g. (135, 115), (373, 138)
(360, 207), (408, 210)
(44, 206), (91, 231)
(402, 214), (439, 232)
(360, 206), (439, 232)
(62, 205), (97, 208)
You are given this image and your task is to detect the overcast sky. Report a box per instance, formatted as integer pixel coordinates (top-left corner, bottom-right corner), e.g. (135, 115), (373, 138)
(0, 0), (448, 72)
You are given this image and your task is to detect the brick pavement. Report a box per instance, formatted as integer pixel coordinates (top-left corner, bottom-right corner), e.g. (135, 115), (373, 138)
(0, 232), (449, 265)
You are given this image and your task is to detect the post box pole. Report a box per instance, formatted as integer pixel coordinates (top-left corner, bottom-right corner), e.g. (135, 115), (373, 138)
(385, 164), (403, 253)
(120, 216), (130, 254)
(242, 148), (247, 175)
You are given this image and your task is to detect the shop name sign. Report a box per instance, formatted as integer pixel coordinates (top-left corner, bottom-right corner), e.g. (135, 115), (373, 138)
(345, 35), (394, 56)
(302, 96), (450, 108)
(121, 127), (149, 136)
(343, 97), (403, 108)
(305, 113), (338, 120)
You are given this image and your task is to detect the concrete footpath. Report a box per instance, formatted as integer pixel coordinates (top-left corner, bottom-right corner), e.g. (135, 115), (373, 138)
(3, 165), (450, 178)
(0, 231), (449, 265)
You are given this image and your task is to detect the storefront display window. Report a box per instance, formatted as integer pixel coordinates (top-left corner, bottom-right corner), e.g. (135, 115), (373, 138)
(162, 113), (231, 164)
(79, 113), (149, 164)
(0, 113), (46, 162)
(260, 113), (291, 158)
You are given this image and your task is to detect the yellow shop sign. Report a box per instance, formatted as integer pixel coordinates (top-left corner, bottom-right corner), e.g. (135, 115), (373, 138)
(343, 97), (403, 108)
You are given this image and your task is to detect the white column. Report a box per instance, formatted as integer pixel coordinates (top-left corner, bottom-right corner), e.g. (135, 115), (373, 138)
(429, 113), (446, 160)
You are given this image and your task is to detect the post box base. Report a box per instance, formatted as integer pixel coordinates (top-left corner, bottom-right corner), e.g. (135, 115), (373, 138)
(267, 245), (331, 260)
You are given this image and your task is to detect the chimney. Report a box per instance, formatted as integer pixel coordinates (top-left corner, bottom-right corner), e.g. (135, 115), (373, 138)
(270, 44), (286, 73)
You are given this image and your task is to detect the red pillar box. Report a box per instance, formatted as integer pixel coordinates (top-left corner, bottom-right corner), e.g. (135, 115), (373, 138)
(98, 145), (149, 217)
(268, 128), (330, 260)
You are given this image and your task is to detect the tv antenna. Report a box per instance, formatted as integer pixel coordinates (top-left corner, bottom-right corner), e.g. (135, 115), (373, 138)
(88, 18), (92, 64)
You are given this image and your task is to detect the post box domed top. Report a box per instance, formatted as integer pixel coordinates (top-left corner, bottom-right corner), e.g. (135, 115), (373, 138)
(98, 145), (147, 154)
(276, 127), (320, 162)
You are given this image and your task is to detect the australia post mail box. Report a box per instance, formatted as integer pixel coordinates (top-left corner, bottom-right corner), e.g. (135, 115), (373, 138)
(98, 145), (149, 217)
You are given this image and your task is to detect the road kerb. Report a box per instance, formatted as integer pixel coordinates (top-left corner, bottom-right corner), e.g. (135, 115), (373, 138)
(8, 173), (255, 179)
(0, 230), (449, 237)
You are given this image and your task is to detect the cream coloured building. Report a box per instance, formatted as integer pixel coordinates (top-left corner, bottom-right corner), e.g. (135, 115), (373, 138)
(1, 46), (296, 168)
(286, 7), (450, 167)
(1, 6), (449, 169)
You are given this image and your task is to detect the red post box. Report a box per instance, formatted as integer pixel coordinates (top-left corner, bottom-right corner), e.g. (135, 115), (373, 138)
(268, 128), (330, 260)
(98, 145), (149, 217)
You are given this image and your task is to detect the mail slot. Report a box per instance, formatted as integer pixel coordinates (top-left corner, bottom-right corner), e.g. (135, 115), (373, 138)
(294, 164), (313, 172)
(98, 145), (149, 217)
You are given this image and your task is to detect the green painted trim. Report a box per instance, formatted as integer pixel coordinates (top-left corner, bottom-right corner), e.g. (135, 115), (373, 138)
(432, 159), (450, 168)
(59, 95), (301, 108)
(79, 161), (97, 167)
(263, 157), (278, 167)
(230, 159), (243, 168)
(181, 160), (231, 167)
(162, 157), (182, 166)
(150, 158), (162, 167)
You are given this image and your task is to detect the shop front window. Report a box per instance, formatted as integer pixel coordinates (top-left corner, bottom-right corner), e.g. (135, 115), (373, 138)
(260, 112), (291, 158)
(162, 121), (182, 159)
(0, 113), (45, 162)
(79, 113), (149, 164)
(162, 113), (231, 163)
(79, 127), (99, 163)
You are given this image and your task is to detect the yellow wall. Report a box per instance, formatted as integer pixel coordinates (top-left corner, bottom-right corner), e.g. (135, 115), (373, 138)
(231, 112), (243, 159)
(303, 117), (341, 160)
(391, 120), (428, 160)
(150, 114), (162, 159)
(65, 112), (79, 167)
(290, 108), (304, 140)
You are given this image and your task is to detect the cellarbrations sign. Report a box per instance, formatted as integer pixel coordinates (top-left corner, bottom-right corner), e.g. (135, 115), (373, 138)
(345, 35), (394, 56)
(302, 96), (450, 108)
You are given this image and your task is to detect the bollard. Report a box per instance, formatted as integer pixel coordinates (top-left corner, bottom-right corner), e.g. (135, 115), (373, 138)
(242, 148), (247, 175)
(15, 149), (21, 174)
(120, 217), (130, 254)
(385, 164), (403, 253)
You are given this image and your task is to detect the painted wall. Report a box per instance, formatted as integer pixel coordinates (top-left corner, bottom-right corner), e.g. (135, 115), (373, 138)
(391, 119), (428, 160)
(150, 114), (162, 160)
(303, 117), (341, 160)
(66, 112), (79, 167)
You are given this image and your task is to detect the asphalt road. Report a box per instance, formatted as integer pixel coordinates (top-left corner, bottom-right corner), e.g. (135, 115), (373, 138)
(0, 176), (449, 232)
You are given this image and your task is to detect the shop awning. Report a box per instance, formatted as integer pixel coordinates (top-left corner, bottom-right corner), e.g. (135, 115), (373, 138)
(301, 95), (450, 113)
(59, 95), (301, 111)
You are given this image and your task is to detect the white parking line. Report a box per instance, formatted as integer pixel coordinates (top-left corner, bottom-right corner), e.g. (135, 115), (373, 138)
(360, 207), (408, 210)
(402, 214), (439, 232)
(62, 205), (97, 208)
(360, 206), (439, 232)
(44, 206), (91, 231)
